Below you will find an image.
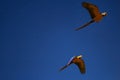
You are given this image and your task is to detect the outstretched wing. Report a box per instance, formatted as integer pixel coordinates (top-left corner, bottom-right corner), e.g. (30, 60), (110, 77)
(75, 59), (86, 74)
(82, 2), (101, 18)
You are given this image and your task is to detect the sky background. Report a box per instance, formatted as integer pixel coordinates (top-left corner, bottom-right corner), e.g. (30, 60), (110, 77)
(1, 0), (120, 80)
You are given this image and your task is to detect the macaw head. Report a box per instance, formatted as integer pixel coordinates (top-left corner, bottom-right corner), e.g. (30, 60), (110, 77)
(101, 12), (107, 16)
(77, 55), (82, 59)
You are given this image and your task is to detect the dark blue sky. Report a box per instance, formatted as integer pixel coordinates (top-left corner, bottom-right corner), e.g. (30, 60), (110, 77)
(1, 0), (120, 80)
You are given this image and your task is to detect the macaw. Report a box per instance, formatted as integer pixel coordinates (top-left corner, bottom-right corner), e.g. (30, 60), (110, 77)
(75, 2), (107, 31)
(59, 55), (86, 74)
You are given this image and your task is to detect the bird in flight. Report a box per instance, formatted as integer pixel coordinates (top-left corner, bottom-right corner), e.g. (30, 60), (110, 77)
(75, 2), (107, 31)
(59, 55), (86, 74)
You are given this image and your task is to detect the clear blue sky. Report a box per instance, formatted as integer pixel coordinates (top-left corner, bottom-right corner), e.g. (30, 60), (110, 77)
(1, 0), (120, 80)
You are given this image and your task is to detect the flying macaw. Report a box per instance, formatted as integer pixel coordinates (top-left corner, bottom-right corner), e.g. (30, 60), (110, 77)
(59, 55), (86, 74)
(75, 2), (107, 31)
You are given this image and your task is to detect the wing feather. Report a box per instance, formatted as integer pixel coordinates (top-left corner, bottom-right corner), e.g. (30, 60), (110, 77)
(75, 59), (86, 74)
(82, 2), (101, 18)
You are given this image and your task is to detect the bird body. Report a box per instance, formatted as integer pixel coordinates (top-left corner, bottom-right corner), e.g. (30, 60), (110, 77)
(93, 14), (103, 22)
(75, 2), (107, 31)
(59, 55), (86, 74)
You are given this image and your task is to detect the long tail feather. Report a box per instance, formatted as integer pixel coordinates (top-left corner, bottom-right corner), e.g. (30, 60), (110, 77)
(59, 65), (68, 71)
(75, 20), (94, 31)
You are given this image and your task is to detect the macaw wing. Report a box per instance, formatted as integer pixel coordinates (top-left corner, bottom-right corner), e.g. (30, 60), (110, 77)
(75, 59), (86, 74)
(82, 2), (101, 19)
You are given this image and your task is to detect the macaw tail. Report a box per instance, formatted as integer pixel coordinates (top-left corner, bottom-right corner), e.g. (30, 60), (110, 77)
(59, 65), (68, 71)
(75, 19), (94, 31)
